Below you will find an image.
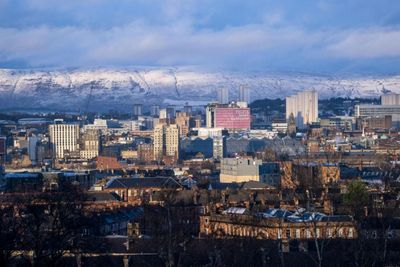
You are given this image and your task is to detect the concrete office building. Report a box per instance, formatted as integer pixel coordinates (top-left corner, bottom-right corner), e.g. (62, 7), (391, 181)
(220, 158), (262, 183)
(355, 104), (400, 127)
(206, 103), (251, 130)
(49, 123), (80, 159)
(286, 90), (318, 129)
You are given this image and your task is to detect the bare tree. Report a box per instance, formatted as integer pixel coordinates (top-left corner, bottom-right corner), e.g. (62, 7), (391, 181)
(13, 185), (91, 267)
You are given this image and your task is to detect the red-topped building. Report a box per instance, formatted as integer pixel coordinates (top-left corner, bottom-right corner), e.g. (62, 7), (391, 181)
(215, 107), (251, 130)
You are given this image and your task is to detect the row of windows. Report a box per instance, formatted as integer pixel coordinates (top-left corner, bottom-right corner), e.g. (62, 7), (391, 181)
(207, 222), (354, 239)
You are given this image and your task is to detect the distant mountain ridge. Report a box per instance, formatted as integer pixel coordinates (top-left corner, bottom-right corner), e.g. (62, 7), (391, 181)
(0, 67), (398, 112)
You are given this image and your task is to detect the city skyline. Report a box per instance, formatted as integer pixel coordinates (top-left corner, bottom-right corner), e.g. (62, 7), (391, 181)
(1, 2), (400, 266)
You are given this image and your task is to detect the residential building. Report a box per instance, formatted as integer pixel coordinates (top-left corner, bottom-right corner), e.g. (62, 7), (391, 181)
(175, 112), (193, 137)
(165, 124), (180, 159)
(217, 87), (229, 104)
(150, 105), (160, 116)
(137, 143), (154, 163)
(153, 124), (165, 161)
(238, 85), (250, 103)
(49, 123), (80, 159)
(381, 93), (400, 105)
(286, 90), (318, 129)
(200, 209), (357, 240)
(153, 124), (180, 161)
(133, 104), (143, 116)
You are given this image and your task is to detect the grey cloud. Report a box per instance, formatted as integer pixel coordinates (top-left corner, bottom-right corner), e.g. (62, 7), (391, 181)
(1, 20), (400, 72)
(326, 27), (400, 59)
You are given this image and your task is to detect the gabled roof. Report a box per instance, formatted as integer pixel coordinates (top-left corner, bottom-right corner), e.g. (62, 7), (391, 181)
(241, 180), (268, 190)
(105, 177), (182, 189)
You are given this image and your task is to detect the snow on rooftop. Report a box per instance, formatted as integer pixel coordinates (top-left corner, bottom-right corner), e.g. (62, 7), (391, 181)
(222, 207), (247, 215)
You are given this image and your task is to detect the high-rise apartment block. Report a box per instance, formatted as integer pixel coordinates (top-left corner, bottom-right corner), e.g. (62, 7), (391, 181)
(133, 104), (143, 116)
(381, 93), (400, 105)
(165, 124), (180, 159)
(286, 90), (318, 129)
(153, 124), (180, 161)
(217, 87), (229, 104)
(49, 123), (80, 158)
(238, 85), (250, 103)
(175, 112), (194, 137)
(153, 124), (165, 161)
(150, 105), (160, 116)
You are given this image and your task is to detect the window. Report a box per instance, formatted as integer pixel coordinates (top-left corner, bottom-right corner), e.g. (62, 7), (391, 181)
(286, 229), (291, 239)
(316, 228), (321, 238)
(348, 228), (353, 238)
(306, 229), (311, 238)
(338, 228), (344, 238)
(327, 228), (332, 238)
(277, 229), (282, 239)
(296, 229), (301, 238)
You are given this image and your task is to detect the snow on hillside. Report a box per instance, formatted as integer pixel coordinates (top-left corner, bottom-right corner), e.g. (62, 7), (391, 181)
(0, 67), (399, 112)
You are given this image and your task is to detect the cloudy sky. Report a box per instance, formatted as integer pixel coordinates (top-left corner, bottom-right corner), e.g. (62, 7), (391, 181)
(0, 0), (400, 73)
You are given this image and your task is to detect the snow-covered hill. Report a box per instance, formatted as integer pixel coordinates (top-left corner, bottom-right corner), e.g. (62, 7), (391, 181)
(0, 67), (399, 112)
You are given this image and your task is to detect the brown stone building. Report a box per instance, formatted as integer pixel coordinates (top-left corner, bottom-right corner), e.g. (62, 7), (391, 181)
(293, 162), (340, 189)
(104, 177), (182, 203)
(356, 115), (392, 130)
(200, 211), (357, 241)
(137, 143), (154, 163)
